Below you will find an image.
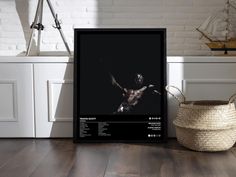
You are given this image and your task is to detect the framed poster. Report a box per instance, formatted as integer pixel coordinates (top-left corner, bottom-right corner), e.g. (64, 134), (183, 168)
(74, 28), (167, 143)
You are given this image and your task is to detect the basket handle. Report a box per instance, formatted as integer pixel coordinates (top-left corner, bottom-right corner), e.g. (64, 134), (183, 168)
(229, 93), (236, 103)
(165, 85), (186, 104)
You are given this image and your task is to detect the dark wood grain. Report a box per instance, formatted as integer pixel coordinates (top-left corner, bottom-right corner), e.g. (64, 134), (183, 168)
(0, 139), (32, 168)
(104, 144), (141, 177)
(0, 139), (236, 177)
(0, 139), (56, 177)
(29, 139), (77, 177)
(67, 143), (112, 177)
(230, 145), (236, 158)
(140, 144), (176, 177)
(193, 152), (235, 177)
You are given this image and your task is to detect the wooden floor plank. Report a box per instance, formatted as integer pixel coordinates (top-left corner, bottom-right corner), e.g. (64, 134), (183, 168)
(0, 139), (57, 177)
(198, 151), (236, 177)
(162, 140), (236, 177)
(230, 145), (236, 158)
(0, 139), (33, 168)
(141, 140), (236, 177)
(164, 146), (206, 177)
(140, 144), (176, 177)
(104, 144), (142, 177)
(29, 139), (77, 177)
(67, 143), (112, 177)
(0, 139), (235, 177)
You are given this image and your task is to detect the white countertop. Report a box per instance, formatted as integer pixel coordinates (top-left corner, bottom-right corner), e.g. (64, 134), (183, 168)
(167, 56), (236, 63)
(0, 56), (236, 63)
(0, 56), (73, 63)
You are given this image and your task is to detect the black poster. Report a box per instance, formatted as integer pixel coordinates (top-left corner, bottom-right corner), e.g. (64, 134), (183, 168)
(74, 29), (167, 142)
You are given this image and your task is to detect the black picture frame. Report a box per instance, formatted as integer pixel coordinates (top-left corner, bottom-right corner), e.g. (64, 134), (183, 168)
(74, 28), (167, 143)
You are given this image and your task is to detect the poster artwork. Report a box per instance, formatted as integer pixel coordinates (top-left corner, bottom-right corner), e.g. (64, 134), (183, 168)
(74, 29), (167, 142)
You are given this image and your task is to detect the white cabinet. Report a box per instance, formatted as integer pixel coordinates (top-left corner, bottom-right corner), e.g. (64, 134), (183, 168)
(0, 64), (34, 137)
(34, 64), (73, 137)
(168, 57), (236, 137)
(0, 56), (72, 138)
(0, 56), (235, 138)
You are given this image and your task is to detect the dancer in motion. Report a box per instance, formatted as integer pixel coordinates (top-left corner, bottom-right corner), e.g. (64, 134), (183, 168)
(110, 73), (161, 114)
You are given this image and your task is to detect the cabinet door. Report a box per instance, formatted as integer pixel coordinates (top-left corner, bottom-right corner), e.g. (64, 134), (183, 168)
(168, 63), (236, 137)
(34, 64), (73, 137)
(0, 64), (34, 137)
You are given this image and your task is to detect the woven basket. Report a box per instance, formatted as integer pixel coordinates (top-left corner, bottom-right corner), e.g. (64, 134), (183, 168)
(166, 85), (236, 152)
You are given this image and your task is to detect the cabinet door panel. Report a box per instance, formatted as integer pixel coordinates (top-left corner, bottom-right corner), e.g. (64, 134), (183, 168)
(168, 63), (236, 137)
(0, 64), (34, 137)
(34, 64), (73, 137)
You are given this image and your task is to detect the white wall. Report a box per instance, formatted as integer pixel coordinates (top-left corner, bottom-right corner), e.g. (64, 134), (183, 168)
(0, 0), (232, 56)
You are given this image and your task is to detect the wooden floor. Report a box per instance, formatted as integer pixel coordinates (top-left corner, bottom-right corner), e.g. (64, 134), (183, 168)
(0, 139), (236, 177)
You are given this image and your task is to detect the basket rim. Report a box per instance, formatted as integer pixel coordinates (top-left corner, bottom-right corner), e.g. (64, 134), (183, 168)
(173, 121), (236, 130)
(182, 100), (229, 105)
(179, 101), (235, 109)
